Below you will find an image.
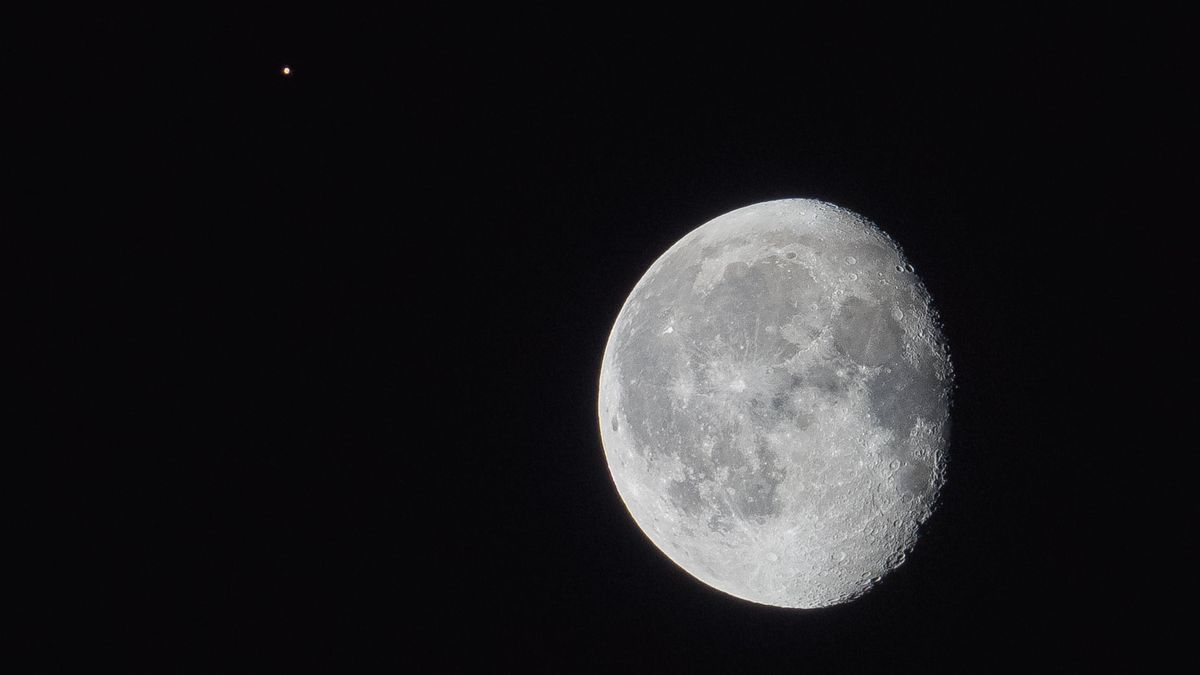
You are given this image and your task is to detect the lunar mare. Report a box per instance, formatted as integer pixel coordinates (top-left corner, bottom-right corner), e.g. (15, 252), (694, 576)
(598, 199), (952, 608)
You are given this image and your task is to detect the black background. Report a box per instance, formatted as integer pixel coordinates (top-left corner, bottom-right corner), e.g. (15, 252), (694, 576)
(30, 8), (1188, 671)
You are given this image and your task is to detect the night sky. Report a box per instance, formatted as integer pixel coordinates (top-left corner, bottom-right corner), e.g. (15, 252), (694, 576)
(31, 8), (1188, 671)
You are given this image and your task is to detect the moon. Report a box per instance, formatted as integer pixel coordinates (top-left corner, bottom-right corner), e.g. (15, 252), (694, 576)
(598, 199), (953, 608)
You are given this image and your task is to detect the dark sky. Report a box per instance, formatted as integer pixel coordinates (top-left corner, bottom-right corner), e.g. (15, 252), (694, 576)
(32, 8), (1188, 671)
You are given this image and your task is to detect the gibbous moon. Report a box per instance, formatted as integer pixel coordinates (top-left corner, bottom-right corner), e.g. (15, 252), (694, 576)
(598, 199), (953, 608)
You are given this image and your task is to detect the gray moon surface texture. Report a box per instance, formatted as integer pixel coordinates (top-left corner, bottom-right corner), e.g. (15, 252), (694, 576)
(598, 199), (953, 608)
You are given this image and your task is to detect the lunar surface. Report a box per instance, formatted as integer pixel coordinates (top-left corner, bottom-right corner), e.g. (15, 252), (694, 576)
(598, 199), (953, 608)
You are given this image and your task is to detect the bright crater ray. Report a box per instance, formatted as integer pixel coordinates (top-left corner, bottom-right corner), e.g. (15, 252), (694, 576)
(598, 199), (953, 608)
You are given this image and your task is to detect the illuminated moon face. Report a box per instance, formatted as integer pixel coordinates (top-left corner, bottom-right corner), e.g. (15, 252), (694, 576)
(598, 199), (953, 608)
